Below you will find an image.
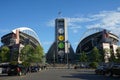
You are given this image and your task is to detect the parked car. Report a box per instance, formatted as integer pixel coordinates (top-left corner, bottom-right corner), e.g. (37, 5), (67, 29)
(0, 63), (10, 74)
(95, 66), (106, 75)
(7, 64), (27, 76)
(74, 64), (87, 69)
(2, 68), (8, 74)
(105, 64), (120, 76)
(40, 66), (47, 70)
(0, 68), (2, 74)
(30, 66), (39, 72)
(74, 65), (80, 69)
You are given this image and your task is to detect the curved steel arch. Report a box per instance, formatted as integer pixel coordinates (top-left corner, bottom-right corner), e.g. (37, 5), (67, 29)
(80, 28), (105, 42)
(12, 27), (41, 44)
(76, 28), (106, 53)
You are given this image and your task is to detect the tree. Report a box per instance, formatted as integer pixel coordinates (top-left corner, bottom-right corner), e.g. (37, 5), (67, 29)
(20, 45), (44, 63)
(34, 45), (44, 62)
(116, 47), (120, 62)
(0, 46), (10, 62)
(89, 47), (102, 62)
(89, 62), (99, 68)
(79, 51), (88, 62)
(99, 49), (105, 62)
(109, 49), (117, 62)
(20, 45), (34, 62)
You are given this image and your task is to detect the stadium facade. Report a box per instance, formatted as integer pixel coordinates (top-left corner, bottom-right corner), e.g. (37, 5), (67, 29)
(1, 27), (41, 63)
(76, 28), (119, 63)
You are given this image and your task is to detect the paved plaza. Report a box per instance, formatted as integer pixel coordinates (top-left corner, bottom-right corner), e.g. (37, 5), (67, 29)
(0, 69), (120, 80)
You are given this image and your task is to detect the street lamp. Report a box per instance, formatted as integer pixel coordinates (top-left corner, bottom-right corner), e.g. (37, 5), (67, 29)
(65, 41), (70, 69)
(53, 51), (55, 67)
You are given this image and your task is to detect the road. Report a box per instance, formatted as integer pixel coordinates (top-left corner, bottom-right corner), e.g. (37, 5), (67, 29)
(0, 69), (120, 80)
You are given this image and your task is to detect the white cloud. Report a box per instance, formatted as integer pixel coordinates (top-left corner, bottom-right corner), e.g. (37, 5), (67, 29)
(66, 17), (94, 28)
(66, 8), (120, 36)
(69, 25), (81, 34)
(117, 7), (120, 11)
(47, 7), (120, 36)
(47, 18), (83, 34)
(70, 26), (81, 29)
(42, 41), (53, 45)
(86, 9), (120, 36)
(72, 29), (78, 33)
(66, 17), (93, 23)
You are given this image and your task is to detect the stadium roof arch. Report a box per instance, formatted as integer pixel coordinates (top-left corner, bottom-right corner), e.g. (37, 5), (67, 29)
(12, 27), (39, 41)
(78, 28), (113, 43)
(80, 28), (104, 41)
(12, 27), (41, 44)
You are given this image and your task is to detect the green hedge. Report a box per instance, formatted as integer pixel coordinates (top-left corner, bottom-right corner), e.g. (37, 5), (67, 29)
(89, 62), (99, 68)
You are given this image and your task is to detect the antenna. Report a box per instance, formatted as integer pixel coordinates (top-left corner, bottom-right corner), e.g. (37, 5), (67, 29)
(58, 11), (62, 18)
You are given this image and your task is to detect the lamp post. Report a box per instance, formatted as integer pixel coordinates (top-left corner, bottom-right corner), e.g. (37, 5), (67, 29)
(65, 41), (70, 69)
(67, 48), (68, 68)
(53, 51), (55, 67)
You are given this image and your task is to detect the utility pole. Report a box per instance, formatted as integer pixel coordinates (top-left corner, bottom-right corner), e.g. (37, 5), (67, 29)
(53, 50), (55, 67)
(66, 41), (70, 69)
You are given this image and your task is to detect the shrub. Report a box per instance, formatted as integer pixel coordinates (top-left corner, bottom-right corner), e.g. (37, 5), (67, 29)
(10, 61), (18, 65)
(22, 62), (30, 67)
(89, 62), (98, 68)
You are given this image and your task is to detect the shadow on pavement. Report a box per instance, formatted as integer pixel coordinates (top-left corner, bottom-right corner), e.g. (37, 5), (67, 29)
(0, 74), (8, 77)
(62, 72), (120, 80)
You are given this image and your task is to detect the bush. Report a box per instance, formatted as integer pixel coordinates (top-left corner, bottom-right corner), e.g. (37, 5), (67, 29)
(10, 61), (18, 65)
(89, 62), (98, 68)
(22, 62), (30, 67)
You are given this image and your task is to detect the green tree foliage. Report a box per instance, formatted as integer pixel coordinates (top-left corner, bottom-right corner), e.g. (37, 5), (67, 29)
(99, 49), (105, 62)
(89, 62), (99, 68)
(116, 47), (120, 62)
(109, 49), (117, 62)
(89, 47), (102, 62)
(21, 45), (44, 63)
(22, 61), (30, 67)
(21, 45), (34, 62)
(10, 61), (18, 65)
(79, 51), (88, 62)
(12, 48), (19, 61)
(0, 46), (10, 62)
(34, 45), (44, 62)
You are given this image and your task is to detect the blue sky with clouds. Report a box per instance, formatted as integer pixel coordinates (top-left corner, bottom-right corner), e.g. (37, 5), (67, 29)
(0, 0), (120, 53)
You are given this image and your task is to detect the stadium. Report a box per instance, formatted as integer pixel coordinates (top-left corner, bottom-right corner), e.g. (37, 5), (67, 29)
(76, 28), (119, 62)
(1, 27), (41, 62)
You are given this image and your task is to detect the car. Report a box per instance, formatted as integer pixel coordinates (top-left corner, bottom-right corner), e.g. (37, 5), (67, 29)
(95, 66), (106, 75)
(0, 63), (10, 74)
(7, 64), (27, 76)
(105, 64), (120, 76)
(30, 66), (39, 72)
(0, 68), (2, 74)
(2, 68), (8, 74)
(74, 65), (80, 69)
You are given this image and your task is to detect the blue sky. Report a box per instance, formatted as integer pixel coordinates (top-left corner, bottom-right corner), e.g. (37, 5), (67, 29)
(0, 0), (120, 53)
